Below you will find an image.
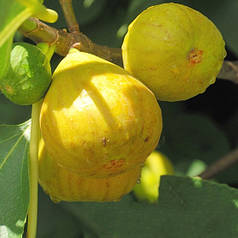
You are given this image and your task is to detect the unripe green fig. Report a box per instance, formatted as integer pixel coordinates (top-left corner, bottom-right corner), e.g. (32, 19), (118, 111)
(0, 42), (51, 105)
(40, 48), (162, 178)
(122, 3), (226, 101)
(133, 151), (173, 203)
(38, 139), (142, 202)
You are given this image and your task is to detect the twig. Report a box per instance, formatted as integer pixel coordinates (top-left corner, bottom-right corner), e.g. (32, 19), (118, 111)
(59, 0), (79, 32)
(19, 18), (122, 65)
(218, 61), (238, 84)
(198, 148), (238, 179)
(19, 18), (58, 45)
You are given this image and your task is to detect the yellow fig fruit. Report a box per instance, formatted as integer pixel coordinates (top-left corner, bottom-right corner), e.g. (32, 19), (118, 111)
(122, 3), (226, 101)
(38, 139), (142, 202)
(133, 151), (173, 203)
(40, 49), (162, 177)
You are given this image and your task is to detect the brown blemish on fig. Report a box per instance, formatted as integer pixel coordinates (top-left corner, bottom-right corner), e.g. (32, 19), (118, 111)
(144, 136), (149, 142)
(188, 48), (203, 64)
(102, 137), (109, 147)
(103, 159), (124, 170)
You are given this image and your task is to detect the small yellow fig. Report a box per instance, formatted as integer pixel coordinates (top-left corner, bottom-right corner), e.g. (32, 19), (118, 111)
(40, 48), (162, 177)
(122, 3), (226, 101)
(133, 151), (173, 203)
(38, 139), (142, 202)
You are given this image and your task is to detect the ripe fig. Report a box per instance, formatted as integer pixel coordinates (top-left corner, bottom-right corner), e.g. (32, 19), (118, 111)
(40, 48), (162, 177)
(0, 42), (51, 105)
(133, 151), (173, 203)
(38, 139), (142, 202)
(122, 3), (226, 101)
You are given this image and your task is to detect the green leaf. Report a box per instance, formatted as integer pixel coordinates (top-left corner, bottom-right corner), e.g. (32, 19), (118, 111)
(0, 0), (55, 48)
(157, 175), (238, 237)
(61, 175), (238, 238)
(0, 36), (13, 79)
(0, 95), (31, 125)
(37, 188), (83, 238)
(0, 0), (32, 47)
(158, 111), (231, 181)
(0, 120), (30, 238)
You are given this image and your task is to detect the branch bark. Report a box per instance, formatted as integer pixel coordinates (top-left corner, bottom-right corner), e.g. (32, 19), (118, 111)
(217, 61), (238, 84)
(19, 18), (122, 65)
(59, 0), (79, 32)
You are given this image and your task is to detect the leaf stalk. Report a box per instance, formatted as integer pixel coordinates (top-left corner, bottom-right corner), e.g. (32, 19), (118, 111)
(27, 100), (42, 238)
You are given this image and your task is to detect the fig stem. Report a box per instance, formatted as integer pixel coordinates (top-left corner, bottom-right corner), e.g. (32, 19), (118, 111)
(19, 18), (59, 46)
(36, 42), (50, 55)
(36, 42), (56, 63)
(27, 100), (42, 238)
(59, 0), (80, 32)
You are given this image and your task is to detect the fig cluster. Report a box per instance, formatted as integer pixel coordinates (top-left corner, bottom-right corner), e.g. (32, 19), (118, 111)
(0, 3), (226, 202)
(39, 3), (226, 202)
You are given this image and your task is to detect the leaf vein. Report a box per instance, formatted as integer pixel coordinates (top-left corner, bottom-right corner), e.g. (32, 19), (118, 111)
(0, 133), (25, 170)
(0, 133), (22, 144)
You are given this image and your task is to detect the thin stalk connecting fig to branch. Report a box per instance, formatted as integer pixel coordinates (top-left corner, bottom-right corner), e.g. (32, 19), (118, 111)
(27, 100), (42, 238)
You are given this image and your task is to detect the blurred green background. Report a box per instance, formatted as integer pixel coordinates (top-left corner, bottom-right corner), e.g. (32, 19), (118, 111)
(2, 0), (238, 237)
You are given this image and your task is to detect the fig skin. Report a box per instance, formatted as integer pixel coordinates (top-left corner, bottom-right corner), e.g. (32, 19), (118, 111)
(133, 151), (173, 203)
(0, 42), (51, 105)
(122, 3), (226, 102)
(38, 139), (142, 202)
(40, 49), (162, 177)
